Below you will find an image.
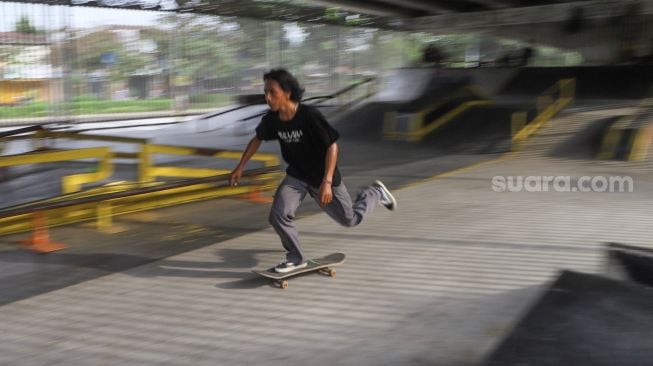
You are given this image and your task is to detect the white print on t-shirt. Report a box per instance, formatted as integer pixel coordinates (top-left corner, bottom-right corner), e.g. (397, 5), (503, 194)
(278, 130), (303, 143)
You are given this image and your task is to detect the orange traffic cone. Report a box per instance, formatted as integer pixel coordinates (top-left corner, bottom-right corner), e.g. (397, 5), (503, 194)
(21, 212), (67, 254)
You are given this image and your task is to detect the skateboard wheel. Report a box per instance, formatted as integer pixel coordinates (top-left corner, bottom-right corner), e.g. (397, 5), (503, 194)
(328, 269), (336, 277)
(280, 280), (289, 289)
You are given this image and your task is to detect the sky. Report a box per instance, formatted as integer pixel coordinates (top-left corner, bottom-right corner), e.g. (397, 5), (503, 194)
(0, 2), (311, 47)
(0, 2), (308, 44)
(0, 2), (161, 32)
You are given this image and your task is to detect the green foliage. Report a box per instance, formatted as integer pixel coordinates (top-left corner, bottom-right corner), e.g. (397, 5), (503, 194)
(70, 95), (100, 103)
(0, 101), (49, 119)
(15, 16), (38, 34)
(188, 93), (231, 104)
(2, 12), (585, 124)
(69, 98), (173, 114)
(0, 99), (172, 119)
(0, 94), (237, 119)
(160, 14), (244, 84)
(74, 31), (122, 72)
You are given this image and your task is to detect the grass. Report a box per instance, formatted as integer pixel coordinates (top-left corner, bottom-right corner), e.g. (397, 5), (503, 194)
(0, 94), (234, 120)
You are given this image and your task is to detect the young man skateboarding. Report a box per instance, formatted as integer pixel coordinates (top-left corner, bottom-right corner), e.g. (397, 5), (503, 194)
(229, 69), (396, 273)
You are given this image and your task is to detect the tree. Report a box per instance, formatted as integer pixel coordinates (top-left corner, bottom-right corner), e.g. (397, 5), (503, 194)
(15, 16), (39, 34)
(74, 30), (122, 72)
(156, 13), (244, 88)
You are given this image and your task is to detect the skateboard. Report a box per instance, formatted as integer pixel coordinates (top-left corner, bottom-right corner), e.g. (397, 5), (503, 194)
(253, 252), (345, 289)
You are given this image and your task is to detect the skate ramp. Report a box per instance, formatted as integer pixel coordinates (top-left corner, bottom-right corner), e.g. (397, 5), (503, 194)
(549, 115), (621, 159)
(422, 104), (515, 154)
(605, 242), (653, 288)
(484, 270), (653, 366)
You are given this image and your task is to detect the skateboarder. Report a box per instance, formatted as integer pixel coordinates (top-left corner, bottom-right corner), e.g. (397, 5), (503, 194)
(229, 68), (396, 273)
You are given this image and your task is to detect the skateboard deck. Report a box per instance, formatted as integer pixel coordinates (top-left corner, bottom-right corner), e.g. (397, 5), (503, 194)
(253, 252), (345, 289)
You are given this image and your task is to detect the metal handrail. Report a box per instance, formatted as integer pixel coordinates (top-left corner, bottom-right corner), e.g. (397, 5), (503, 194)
(0, 166), (277, 218)
(0, 125), (44, 138)
(0, 147), (115, 194)
(512, 78), (576, 145)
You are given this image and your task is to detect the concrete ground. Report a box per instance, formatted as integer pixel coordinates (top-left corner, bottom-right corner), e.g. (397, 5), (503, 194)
(1, 106), (653, 365)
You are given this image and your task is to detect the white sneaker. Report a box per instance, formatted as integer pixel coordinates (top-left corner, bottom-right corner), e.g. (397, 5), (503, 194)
(374, 180), (397, 211)
(274, 261), (308, 273)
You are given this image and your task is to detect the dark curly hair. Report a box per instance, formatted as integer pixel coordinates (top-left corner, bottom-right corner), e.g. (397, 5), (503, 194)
(263, 68), (305, 102)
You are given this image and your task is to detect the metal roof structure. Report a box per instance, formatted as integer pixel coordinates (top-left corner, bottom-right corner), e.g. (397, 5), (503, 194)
(1, 0), (651, 31)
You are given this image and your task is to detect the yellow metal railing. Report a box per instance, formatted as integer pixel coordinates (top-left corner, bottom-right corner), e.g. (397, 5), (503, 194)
(10, 129), (280, 185)
(0, 129), (281, 235)
(511, 78), (576, 149)
(597, 127), (625, 160)
(627, 124), (653, 161)
(597, 96), (653, 161)
(384, 86), (488, 142)
(0, 147), (114, 193)
(138, 144), (278, 183)
(386, 100), (493, 142)
(0, 168), (276, 235)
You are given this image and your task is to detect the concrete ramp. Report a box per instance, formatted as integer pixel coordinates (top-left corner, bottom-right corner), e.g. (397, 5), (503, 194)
(374, 67), (518, 103)
(334, 68), (476, 140)
(606, 242), (653, 288)
(334, 67), (526, 145)
(374, 68), (448, 103)
(423, 104), (515, 154)
(484, 270), (653, 366)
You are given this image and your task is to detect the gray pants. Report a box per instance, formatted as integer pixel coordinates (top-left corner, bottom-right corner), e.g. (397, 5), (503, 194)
(269, 175), (382, 264)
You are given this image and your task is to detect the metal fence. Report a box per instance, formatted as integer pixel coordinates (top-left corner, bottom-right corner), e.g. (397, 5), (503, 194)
(1, 1), (613, 126)
(0, 3), (423, 125)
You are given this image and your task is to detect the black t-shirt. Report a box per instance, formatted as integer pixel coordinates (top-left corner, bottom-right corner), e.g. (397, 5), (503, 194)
(255, 104), (341, 187)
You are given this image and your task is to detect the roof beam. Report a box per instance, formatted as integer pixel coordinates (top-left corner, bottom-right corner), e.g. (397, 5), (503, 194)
(372, 0), (453, 14)
(464, 0), (510, 10)
(409, 0), (653, 31)
(307, 0), (416, 17)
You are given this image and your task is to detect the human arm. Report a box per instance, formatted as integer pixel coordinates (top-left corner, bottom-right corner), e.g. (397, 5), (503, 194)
(229, 137), (263, 186)
(318, 142), (338, 207)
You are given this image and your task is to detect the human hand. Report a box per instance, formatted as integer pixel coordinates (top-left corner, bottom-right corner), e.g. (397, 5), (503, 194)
(319, 181), (333, 207)
(229, 168), (243, 186)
